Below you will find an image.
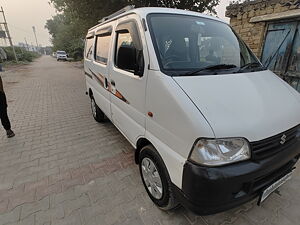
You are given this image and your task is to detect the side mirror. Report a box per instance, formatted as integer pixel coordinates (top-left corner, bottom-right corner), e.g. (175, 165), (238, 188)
(134, 50), (144, 77)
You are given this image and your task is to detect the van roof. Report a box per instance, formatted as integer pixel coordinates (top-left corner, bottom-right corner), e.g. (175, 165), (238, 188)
(88, 7), (226, 32)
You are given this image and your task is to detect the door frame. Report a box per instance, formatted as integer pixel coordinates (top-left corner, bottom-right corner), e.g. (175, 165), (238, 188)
(108, 14), (150, 146)
(261, 18), (300, 90)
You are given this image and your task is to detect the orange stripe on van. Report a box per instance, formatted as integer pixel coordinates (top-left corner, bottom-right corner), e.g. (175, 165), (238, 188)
(88, 68), (129, 105)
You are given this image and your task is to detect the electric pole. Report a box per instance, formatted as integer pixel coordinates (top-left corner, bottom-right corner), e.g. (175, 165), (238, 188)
(32, 26), (39, 52)
(0, 7), (18, 62)
(24, 38), (29, 51)
(0, 26), (7, 46)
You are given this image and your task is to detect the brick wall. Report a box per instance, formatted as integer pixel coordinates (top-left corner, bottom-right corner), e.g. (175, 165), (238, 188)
(226, 0), (298, 58)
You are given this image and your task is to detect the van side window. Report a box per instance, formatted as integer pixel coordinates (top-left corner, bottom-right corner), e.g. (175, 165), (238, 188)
(115, 20), (144, 77)
(85, 37), (94, 60)
(115, 30), (138, 73)
(95, 33), (111, 64)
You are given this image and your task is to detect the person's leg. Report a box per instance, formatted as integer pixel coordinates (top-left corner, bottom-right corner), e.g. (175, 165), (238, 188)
(0, 106), (11, 130)
(0, 92), (14, 137)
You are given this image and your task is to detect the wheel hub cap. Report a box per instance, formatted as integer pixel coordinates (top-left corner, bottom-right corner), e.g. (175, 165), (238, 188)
(141, 158), (163, 199)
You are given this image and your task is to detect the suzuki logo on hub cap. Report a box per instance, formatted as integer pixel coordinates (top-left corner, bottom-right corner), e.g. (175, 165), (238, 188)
(280, 134), (287, 145)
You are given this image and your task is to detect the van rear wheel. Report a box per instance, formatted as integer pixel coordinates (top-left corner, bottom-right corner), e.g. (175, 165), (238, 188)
(139, 145), (179, 210)
(91, 97), (105, 123)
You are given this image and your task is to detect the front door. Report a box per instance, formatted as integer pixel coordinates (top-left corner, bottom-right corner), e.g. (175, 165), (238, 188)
(261, 21), (300, 92)
(109, 16), (148, 145)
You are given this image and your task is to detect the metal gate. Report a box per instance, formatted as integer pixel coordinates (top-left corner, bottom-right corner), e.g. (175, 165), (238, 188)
(261, 20), (300, 92)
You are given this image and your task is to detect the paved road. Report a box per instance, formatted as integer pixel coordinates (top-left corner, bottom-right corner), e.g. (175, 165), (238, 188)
(0, 56), (299, 225)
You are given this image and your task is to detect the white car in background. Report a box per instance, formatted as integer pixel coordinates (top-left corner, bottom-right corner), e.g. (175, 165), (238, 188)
(56, 51), (68, 61)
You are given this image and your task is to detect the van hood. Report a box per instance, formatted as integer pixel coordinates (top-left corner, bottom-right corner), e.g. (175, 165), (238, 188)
(173, 70), (300, 142)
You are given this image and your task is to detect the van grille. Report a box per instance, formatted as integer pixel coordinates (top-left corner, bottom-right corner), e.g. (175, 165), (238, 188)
(250, 125), (299, 160)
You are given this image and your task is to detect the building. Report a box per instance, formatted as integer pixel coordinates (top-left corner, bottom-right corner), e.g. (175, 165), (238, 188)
(18, 42), (36, 52)
(226, 0), (300, 92)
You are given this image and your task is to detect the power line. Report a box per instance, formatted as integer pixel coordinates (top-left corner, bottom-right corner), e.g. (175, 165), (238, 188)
(1, 23), (50, 49)
(8, 24), (30, 33)
(8, 24), (49, 38)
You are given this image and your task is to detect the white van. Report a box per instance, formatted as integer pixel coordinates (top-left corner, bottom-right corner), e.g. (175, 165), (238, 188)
(84, 6), (300, 215)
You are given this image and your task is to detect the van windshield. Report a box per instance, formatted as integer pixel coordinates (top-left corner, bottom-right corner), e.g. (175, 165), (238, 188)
(147, 14), (264, 76)
(57, 51), (66, 55)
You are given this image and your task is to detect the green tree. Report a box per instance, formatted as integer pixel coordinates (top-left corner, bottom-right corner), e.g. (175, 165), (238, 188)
(45, 13), (86, 59)
(134, 0), (220, 14)
(46, 0), (220, 60)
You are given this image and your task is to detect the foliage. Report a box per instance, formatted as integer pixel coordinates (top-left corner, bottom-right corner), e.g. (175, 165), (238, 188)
(229, 0), (253, 4)
(46, 0), (220, 60)
(45, 14), (85, 60)
(3, 47), (40, 63)
(134, 0), (220, 14)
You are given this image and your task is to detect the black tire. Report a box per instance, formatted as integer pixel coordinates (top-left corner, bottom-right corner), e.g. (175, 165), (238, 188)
(139, 145), (179, 210)
(90, 97), (105, 123)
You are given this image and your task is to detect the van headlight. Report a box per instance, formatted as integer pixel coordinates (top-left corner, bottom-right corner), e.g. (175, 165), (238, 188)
(189, 138), (250, 166)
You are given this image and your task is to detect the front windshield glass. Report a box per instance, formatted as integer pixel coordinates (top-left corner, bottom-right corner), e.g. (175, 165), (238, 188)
(57, 51), (66, 54)
(147, 14), (263, 76)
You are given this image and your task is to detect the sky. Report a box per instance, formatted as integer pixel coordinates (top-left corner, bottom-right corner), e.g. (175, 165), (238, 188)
(0, 0), (56, 47)
(0, 0), (231, 47)
(216, 0), (231, 21)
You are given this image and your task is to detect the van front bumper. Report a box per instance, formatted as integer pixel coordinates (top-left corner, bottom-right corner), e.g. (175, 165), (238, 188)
(173, 139), (300, 215)
(57, 56), (67, 60)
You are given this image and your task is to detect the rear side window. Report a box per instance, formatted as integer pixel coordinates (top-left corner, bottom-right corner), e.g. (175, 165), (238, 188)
(85, 37), (94, 60)
(95, 33), (111, 64)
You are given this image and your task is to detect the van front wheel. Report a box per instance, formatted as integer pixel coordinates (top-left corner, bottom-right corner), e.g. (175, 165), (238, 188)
(139, 145), (179, 210)
(91, 98), (105, 123)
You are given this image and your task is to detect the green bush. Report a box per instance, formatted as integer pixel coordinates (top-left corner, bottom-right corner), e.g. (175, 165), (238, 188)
(20, 51), (40, 62)
(3, 47), (40, 63)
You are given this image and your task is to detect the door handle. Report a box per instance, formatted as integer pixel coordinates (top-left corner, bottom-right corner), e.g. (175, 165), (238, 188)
(111, 80), (116, 86)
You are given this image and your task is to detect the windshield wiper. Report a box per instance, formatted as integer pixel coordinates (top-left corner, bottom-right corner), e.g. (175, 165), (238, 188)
(182, 64), (237, 76)
(237, 62), (264, 73)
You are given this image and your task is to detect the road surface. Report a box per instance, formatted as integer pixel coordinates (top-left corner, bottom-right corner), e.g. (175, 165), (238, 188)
(0, 56), (299, 225)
